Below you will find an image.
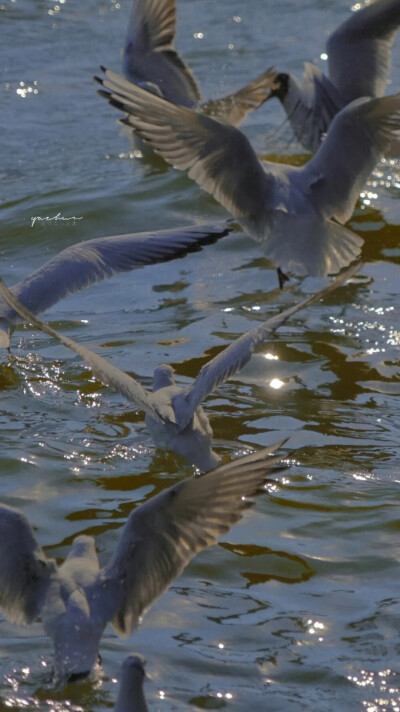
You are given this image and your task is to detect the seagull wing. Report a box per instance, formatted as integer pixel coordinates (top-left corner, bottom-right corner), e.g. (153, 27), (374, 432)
(0, 224), (230, 329)
(296, 94), (400, 224)
(0, 504), (55, 625)
(103, 443), (287, 636)
(327, 0), (400, 102)
(200, 68), (275, 127)
(122, 0), (201, 105)
(96, 74), (273, 239)
(278, 63), (346, 152)
(172, 260), (361, 427)
(0, 279), (163, 423)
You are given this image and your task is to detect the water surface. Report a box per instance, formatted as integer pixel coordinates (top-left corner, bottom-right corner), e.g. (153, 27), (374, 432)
(1, 1), (400, 710)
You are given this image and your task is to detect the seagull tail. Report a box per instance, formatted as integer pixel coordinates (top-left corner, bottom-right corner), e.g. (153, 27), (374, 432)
(257, 212), (363, 277)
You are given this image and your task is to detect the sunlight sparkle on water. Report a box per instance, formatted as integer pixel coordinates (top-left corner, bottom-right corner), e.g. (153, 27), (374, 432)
(307, 619), (325, 636)
(16, 81), (39, 98)
(351, 1), (373, 10)
(269, 378), (284, 389)
(360, 190), (378, 206)
(216, 692), (233, 700)
(348, 668), (400, 712)
(264, 352), (278, 360)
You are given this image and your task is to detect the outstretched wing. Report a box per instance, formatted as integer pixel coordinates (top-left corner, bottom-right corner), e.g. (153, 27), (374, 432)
(297, 94), (400, 224)
(327, 0), (400, 102)
(172, 260), (361, 427)
(103, 443), (288, 636)
(96, 72), (272, 239)
(0, 279), (163, 423)
(0, 223), (230, 332)
(0, 504), (54, 625)
(274, 63), (345, 152)
(200, 67), (275, 128)
(123, 0), (201, 105)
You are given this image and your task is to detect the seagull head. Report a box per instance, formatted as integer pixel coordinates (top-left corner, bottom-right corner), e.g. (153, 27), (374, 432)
(266, 71), (290, 101)
(67, 534), (98, 562)
(121, 653), (146, 680)
(152, 364), (175, 391)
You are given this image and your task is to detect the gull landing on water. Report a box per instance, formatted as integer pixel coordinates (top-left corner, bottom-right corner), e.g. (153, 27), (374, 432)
(95, 73), (400, 280)
(117, 0), (274, 126)
(0, 444), (287, 683)
(0, 222), (230, 350)
(0, 261), (360, 471)
(265, 0), (400, 152)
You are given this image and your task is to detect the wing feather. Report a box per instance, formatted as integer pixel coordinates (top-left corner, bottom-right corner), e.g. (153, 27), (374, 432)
(0, 279), (163, 423)
(96, 74), (272, 238)
(327, 0), (400, 102)
(103, 444), (288, 636)
(296, 94), (400, 223)
(279, 63), (345, 152)
(0, 223), (229, 332)
(123, 0), (201, 105)
(172, 260), (361, 426)
(199, 67), (275, 128)
(0, 505), (54, 625)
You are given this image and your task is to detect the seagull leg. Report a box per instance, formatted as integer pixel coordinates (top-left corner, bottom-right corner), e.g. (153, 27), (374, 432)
(277, 267), (289, 289)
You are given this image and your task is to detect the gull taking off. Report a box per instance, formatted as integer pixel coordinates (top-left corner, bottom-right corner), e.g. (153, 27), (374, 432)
(0, 445), (287, 683)
(96, 73), (400, 279)
(118, 0), (273, 126)
(0, 222), (230, 349)
(265, 0), (400, 151)
(0, 261), (360, 471)
(115, 655), (148, 712)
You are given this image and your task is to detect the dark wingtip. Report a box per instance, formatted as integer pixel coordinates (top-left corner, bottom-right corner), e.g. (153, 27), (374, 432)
(93, 75), (104, 86)
(108, 96), (126, 111)
(100, 65), (107, 73)
(97, 88), (111, 99)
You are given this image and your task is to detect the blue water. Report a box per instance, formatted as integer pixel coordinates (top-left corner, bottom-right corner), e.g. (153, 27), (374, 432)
(1, 0), (400, 710)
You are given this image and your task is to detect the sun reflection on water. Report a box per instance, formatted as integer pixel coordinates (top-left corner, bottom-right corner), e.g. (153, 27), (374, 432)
(349, 669), (400, 712)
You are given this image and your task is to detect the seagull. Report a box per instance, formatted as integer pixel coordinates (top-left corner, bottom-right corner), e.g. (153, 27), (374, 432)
(0, 222), (230, 349)
(0, 260), (360, 471)
(117, 0), (273, 126)
(0, 444), (287, 683)
(265, 0), (400, 152)
(114, 655), (148, 712)
(95, 73), (400, 280)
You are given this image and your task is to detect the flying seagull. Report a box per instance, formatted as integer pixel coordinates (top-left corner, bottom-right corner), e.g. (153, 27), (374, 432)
(117, 0), (273, 126)
(0, 260), (360, 471)
(0, 444), (287, 683)
(95, 74), (400, 280)
(114, 655), (148, 712)
(0, 222), (230, 349)
(265, 0), (400, 151)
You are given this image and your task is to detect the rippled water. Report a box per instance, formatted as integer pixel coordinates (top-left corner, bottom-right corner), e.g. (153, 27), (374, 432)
(1, 0), (400, 710)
